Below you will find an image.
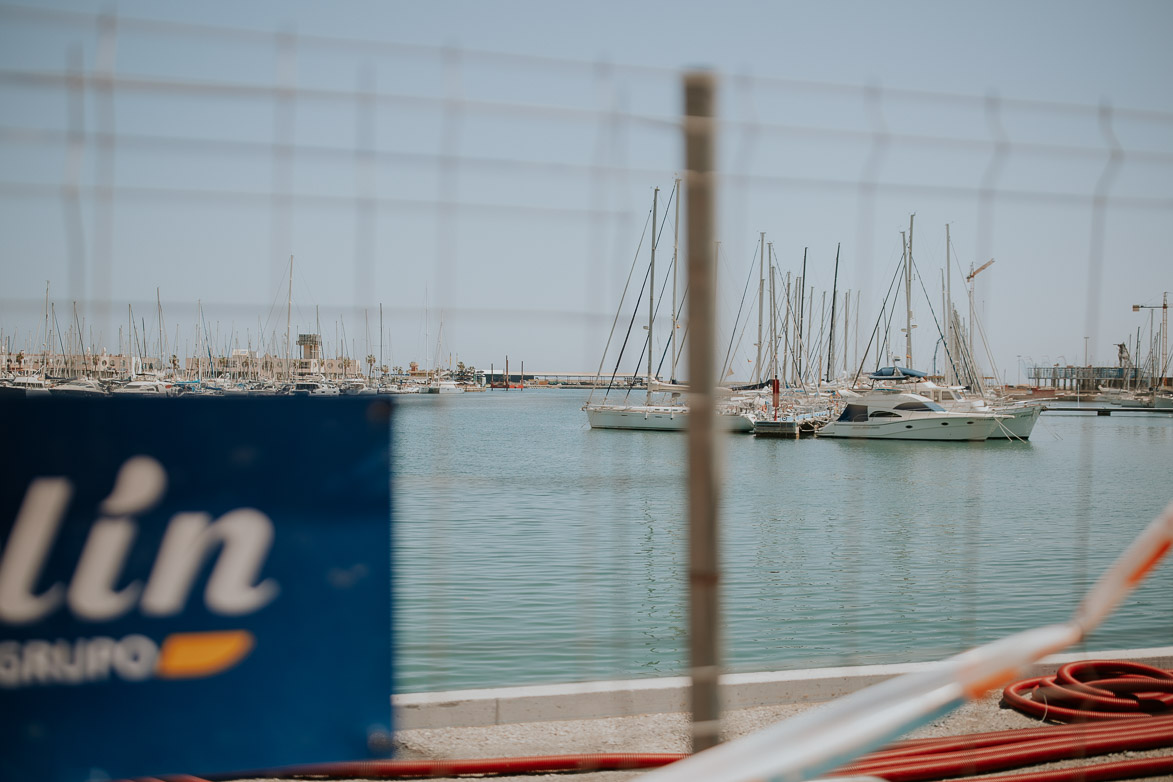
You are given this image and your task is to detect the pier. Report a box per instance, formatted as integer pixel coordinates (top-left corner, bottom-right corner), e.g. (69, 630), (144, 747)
(1042, 405), (1173, 415)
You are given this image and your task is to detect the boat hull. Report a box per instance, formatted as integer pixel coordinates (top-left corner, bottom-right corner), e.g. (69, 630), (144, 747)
(585, 405), (754, 432)
(818, 414), (1000, 441)
(988, 403), (1042, 439)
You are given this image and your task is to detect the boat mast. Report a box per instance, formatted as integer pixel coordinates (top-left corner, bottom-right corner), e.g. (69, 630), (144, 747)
(905, 213), (915, 370)
(42, 281), (50, 374)
(671, 176), (681, 383)
(1163, 292), (1169, 387)
(768, 241), (777, 382)
(798, 248), (807, 378)
(770, 242), (779, 418)
(647, 186), (658, 404)
(826, 242), (840, 383)
(285, 254), (293, 382)
(756, 231), (765, 386)
(944, 223), (952, 384)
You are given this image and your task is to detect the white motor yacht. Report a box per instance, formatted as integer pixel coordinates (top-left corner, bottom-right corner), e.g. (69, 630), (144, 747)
(910, 379), (1042, 440)
(110, 378), (175, 395)
(1, 374), (52, 397)
(50, 377), (108, 397)
(419, 378), (464, 394)
(291, 379), (340, 396)
(817, 385), (1004, 441)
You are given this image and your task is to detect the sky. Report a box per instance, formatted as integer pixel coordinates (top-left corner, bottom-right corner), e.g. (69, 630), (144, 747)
(1, 0), (1171, 381)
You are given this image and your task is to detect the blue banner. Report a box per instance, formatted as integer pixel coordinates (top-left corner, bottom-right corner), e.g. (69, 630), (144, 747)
(0, 396), (393, 781)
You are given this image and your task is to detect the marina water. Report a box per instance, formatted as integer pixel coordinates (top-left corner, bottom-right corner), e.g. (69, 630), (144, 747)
(394, 390), (1172, 694)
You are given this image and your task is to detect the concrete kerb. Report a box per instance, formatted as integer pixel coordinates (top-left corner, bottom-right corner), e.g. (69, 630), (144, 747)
(393, 646), (1173, 730)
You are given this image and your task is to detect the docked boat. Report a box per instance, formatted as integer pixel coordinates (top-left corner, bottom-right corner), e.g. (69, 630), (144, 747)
(50, 377), (108, 397)
(419, 377), (463, 394)
(110, 378), (176, 395)
(584, 399), (755, 432)
(818, 380), (1004, 442)
(584, 182), (757, 433)
(291, 379), (340, 396)
(0, 374), (52, 398)
(910, 379), (1042, 440)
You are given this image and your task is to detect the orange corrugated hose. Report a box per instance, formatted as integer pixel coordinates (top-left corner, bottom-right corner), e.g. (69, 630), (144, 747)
(121, 660), (1173, 782)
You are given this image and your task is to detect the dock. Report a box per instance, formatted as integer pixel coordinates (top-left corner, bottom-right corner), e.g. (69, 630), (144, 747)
(1042, 406), (1173, 415)
(752, 415), (827, 438)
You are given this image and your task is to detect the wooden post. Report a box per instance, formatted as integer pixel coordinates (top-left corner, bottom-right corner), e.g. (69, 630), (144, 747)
(684, 70), (721, 754)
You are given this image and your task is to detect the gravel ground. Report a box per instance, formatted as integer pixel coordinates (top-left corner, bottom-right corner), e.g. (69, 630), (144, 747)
(226, 690), (1173, 781)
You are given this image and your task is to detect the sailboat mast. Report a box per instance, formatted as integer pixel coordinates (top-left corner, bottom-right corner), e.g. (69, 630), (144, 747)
(286, 254), (293, 382)
(671, 177), (681, 383)
(826, 242), (840, 383)
(756, 231), (765, 385)
(647, 186), (658, 404)
(768, 241), (777, 381)
(1162, 291), (1169, 386)
(945, 223), (952, 384)
(905, 213), (915, 369)
(798, 248), (808, 379)
(42, 281), (50, 374)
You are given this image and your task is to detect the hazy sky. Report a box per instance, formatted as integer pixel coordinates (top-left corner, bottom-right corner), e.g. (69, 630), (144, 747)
(2, 0), (1171, 380)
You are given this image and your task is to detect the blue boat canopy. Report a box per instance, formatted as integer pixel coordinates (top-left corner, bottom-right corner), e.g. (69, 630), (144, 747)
(869, 366), (928, 379)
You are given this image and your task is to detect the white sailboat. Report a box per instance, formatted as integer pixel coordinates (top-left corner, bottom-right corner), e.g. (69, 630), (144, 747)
(583, 184), (754, 433)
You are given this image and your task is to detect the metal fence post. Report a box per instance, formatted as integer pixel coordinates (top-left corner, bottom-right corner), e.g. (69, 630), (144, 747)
(684, 69), (721, 753)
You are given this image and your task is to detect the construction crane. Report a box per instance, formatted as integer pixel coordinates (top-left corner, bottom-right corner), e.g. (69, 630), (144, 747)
(966, 258), (995, 283)
(1133, 292), (1169, 388)
(963, 259), (995, 392)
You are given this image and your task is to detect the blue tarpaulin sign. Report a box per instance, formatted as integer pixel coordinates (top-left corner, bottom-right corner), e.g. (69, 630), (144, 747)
(0, 396), (393, 781)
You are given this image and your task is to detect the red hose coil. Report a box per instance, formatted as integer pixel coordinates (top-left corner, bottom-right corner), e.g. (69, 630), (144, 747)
(122, 660), (1173, 782)
(1002, 660), (1173, 722)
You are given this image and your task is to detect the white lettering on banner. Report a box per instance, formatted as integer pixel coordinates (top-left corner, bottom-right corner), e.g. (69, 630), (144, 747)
(142, 510), (279, 617)
(0, 478), (72, 623)
(0, 456), (280, 625)
(0, 635), (159, 687)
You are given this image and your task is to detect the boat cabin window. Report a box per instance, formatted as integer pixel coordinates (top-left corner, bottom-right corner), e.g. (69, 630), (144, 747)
(868, 410), (900, 418)
(837, 403), (868, 422)
(894, 400), (945, 412)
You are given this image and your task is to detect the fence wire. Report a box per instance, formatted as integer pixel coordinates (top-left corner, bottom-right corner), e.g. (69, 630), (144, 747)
(0, 4), (1170, 703)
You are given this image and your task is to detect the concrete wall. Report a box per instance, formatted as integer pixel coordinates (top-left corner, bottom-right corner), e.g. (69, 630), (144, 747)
(393, 646), (1173, 729)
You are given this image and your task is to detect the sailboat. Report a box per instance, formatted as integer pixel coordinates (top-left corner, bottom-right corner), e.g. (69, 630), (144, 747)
(819, 218), (1007, 441)
(933, 224), (1043, 439)
(583, 184), (753, 432)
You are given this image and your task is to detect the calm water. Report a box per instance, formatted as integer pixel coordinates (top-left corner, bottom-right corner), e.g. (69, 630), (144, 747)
(393, 390), (1172, 694)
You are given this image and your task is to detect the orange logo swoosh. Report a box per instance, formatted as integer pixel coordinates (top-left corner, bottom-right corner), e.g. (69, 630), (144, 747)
(155, 630), (255, 679)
